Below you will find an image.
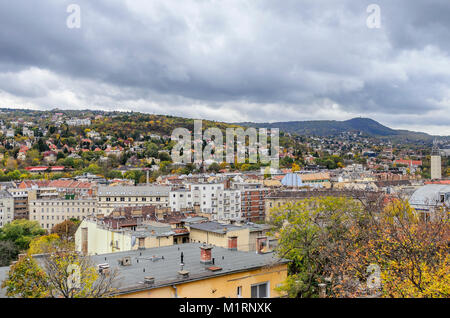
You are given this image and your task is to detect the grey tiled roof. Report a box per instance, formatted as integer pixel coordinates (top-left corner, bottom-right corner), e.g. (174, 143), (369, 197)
(94, 243), (289, 295)
(0, 244), (288, 297)
(188, 221), (271, 234)
(188, 222), (243, 234)
(98, 185), (171, 197)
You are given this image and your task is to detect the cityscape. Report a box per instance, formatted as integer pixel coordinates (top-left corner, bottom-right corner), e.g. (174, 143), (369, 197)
(0, 0), (449, 308)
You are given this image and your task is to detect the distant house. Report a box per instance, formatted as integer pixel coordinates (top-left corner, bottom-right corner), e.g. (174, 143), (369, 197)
(6, 130), (14, 138)
(43, 151), (57, 164)
(22, 127), (34, 137)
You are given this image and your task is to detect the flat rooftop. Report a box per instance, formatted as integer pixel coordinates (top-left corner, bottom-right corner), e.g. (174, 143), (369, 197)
(0, 243), (288, 297)
(91, 243), (288, 295)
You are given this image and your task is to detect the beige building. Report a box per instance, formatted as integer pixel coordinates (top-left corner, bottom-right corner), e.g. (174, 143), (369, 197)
(187, 221), (273, 253)
(431, 155), (442, 180)
(75, 218), (178, 255)
(29, 197), (97, 230)
(97, 185), (170, 216)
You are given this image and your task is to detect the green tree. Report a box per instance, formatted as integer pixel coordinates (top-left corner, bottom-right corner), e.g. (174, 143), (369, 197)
(51, 220), (80, 242)
(269, 196), (368, 298)
(0, 241), (19, 266)
(0, 220), (46, 251)
(2, 248), (118, 298)
(207, 162), (221, 173)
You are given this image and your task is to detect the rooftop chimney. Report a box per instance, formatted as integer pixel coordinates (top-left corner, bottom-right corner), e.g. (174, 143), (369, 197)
(256, 236), (268, 254)
(144, 276), (155, 285)
(200, 244), (213, 264)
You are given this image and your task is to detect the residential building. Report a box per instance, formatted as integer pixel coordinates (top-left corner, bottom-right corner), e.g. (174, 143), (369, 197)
(409, 184), (450, 221)
(75, 206), (191, 255)
(0, 191), (14, 228)
(187, 221), (273, 253)
(29, 197), (97, 230)
(97, 185), (171, 216)
(170, 183), (241, 221)
(240, 189), (270, 222)
(7, 188), (29, 220)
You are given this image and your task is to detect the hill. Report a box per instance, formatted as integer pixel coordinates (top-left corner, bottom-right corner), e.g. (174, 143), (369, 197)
(237, 117), (440, 142)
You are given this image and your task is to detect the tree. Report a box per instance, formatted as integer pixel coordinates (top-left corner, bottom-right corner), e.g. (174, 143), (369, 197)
(51, 220), (80, 242)
(207, 162), (221, 173)
(368, 201), (449, 298)
(0, 220), (46, 251)
(6, 157), (18, 170)
(1, 255), (49, 298)
(269, 196), (368, 298)
(124, 170), (144, 185)
(269, 195), (450, 298)
(158, 151), (171, 162)
(28, 234), (64, 255)
(0, 241), (19, 266)
(2, 248), (118, 298)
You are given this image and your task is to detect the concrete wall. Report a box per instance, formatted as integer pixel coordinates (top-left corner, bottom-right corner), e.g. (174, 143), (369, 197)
(118, 263), (288, 298)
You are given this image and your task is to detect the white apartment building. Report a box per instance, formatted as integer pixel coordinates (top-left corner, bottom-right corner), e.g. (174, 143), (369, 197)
(29, 198), (97, 230)
(170, 183), (241, 221)
(66, 118), (91, 126)
(97, 185), (170, 216)
(0, 190), (14, 228)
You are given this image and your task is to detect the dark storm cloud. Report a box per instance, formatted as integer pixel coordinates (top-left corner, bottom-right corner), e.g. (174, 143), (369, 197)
(0, 0), (449, 134)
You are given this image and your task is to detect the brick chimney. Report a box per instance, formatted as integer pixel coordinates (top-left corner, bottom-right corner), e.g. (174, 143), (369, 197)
(256, 236), (267, 254)
(193, 203), (200, 214)
(200, 245), (213, 264)
(228, 236), (238, 251)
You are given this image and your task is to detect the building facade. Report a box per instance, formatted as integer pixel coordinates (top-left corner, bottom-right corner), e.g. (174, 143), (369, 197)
(0, 190), (14, 228)
(170, 183), (241, 221)
(29, 197), (97, 230)
(241, 189), (269, 222)
(97, 185), (170, 216)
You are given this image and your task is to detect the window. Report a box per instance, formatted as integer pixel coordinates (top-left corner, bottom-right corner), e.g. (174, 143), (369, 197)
(251, 282), (269, 298)
(237, 286), (242, 298)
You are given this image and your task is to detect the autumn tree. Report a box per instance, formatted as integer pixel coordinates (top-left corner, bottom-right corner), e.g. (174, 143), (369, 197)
(268, 196), (370, 298)
(269, 194), (450, 298)
(51, 219), (80, 242)
(28, 234), (64, 255)
(2, 245), (119, 298)
(368, 201), (449, 297)
(1, 254), (49, 298)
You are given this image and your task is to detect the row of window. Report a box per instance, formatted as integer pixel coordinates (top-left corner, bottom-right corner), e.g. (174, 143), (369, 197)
(103, 197), (163, 202)
(32, 207), (95, 213)
(32, 201), (95, 206)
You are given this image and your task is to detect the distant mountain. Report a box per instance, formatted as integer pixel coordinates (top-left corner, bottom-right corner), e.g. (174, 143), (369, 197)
(237, 117), (438, 142)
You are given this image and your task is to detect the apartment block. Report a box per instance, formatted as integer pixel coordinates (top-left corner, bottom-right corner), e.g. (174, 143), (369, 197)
(170, 183), (241, 221)
(97, 185), (170, 216)
(0, 190), (14, 228)
(29, 197), (97, 230)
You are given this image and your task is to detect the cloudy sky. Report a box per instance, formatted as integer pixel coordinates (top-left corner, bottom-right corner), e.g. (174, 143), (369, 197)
(0, 1), (449, 135)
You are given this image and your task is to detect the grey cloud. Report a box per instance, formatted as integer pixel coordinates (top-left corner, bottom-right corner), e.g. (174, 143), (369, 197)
(0, 0), (448, 134)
